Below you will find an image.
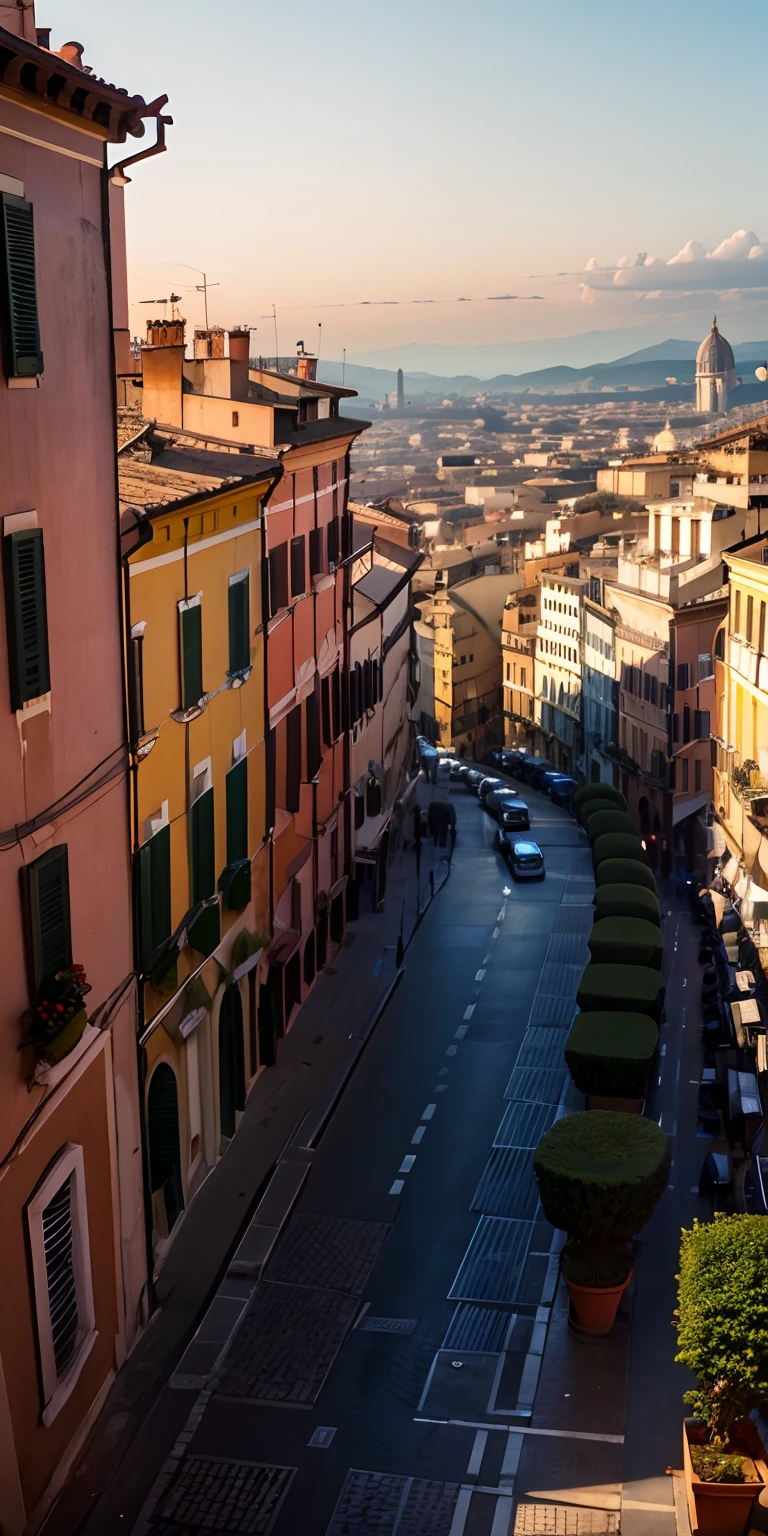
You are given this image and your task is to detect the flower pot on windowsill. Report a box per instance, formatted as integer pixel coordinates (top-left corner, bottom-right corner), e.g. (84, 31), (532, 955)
(37, 1007), (88, 1066)
(682, 1421), (766, 1536)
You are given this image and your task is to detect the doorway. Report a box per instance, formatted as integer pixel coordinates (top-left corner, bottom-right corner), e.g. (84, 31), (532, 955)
(218, 984), (245, 1143)
(147, 1063), (184, 1236)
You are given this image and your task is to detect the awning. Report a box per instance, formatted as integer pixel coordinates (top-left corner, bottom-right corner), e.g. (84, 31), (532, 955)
(673, 791), (711, 827)
(707, 822), (727, 858)
(722, 856), (740, 885)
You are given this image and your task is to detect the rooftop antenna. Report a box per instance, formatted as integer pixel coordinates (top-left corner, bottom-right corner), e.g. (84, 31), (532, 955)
(163, 264), (219, 328)
(317, 321), (322, 362)
(272, 304), (279, 361)
(342, 347), (346, 387)
(140, 292), (183, 320)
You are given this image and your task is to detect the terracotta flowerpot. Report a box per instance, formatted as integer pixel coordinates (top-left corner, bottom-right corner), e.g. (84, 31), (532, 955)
(586, 1094), (644, 1114)
(682, 1423), (766, 1535)
(565, 1270), (632, 1335)
(39, 1008), (88, 1066)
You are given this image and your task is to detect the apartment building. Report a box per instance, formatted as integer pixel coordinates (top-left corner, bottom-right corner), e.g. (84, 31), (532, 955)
(535, 571), (585, 773)
(502, 588), (538, 748)
(581, 574), (619, 786)
(713, 532), (768, 915)
(415, 573), (520, 755)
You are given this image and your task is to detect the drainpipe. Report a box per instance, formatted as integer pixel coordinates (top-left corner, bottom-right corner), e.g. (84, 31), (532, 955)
(108, 104), (173, 186)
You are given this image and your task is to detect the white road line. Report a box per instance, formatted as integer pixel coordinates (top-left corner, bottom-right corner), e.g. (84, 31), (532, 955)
(497, 907), (506, 921)
(445, 1044), (458, 1057)
(435, 1084), (447, 1093)
(389, 1179), (404, 1195)
(414, 1416), (624, 1444)
(492, 927), (500, 939)
(439, 1067), (449, 1076)
(422, 1104), (436, 1121)
(500, 1430), (522, 1480)
(466, 1428), (487, 1476)
(399, 1155), (416, 1173)
(411, 1125), (426, 1144)
(483, 953), (492, 965)
(447, 1487), (473, 1536)
(454, 1025), (468, 1040)
(490, 1496), (514, 1535)
(463, 1005), (476, 1019)
(475, 969), (486, 981)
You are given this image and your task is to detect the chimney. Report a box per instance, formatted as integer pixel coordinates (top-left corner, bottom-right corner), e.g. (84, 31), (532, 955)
(58, 39), (86, 68)
(141, 317), (186, 428)
(228, 329), (251, 364)
(192, 327), (225, 359)
(297, 353), (317, 382)
(4, 0), (37, 40)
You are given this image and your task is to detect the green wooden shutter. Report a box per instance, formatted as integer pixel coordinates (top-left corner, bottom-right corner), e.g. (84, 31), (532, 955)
(180, 604), (203, 710)
(190, 788), (215, 902)
(228, 574), (250, 675)
(25, 845), (71, 990)
(0, 194), (43, 378)
(135, 825), (171, 970)
(226, 758), (248, 865)
(147, 1063), (184, 1230)
(3, 528), (50, 709)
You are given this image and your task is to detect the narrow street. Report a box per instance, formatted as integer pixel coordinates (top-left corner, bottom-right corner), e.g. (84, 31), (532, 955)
(125, 779), (594, 1536)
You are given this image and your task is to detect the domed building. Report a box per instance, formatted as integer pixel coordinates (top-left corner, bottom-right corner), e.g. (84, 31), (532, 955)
(652, 418), (677, 453)
(695, 316), (737, 414)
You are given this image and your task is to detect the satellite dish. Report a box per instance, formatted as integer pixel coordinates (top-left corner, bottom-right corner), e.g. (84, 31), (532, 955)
(756, 366), (768, 382)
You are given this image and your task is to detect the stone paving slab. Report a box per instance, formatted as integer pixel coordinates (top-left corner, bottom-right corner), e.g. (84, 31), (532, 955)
(214, 1282), (357, 1405)
(263, 1214), (390, 1295)
(148, 1456), (294, 1534)
(324, 1469), (460, 1535)
(513, 1507), (619, 1534)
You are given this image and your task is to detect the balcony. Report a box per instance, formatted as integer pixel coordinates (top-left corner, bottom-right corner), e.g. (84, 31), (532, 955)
(726, 633), (768, 692)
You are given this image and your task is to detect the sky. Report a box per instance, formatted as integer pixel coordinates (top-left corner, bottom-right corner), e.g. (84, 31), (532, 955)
(41, 0), (768, 367)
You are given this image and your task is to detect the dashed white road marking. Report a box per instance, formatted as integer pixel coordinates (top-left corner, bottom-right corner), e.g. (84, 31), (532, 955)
(492, 927), (500, 939)
(483, 953), (492, 965)
(454, 1025), (468, 1040)
(463, 1005), (476, 1019)
(490, 1496), (514, 1534)
(399, 1155), (416, 1173)
(446, 1044), (458, 1057)
(439, 1067), (449, 1076)
(422, 1104), (436, 1121)
(475, 969), (486, 981)
(435, 1084), (447, 1093)
(448, 1487), (473, 1536)
(466, 1428), (487, 1476)
(411, 1125), (426, 1144)
(500, 1430), (522, 1480)
(389, 1179), (404, 1195)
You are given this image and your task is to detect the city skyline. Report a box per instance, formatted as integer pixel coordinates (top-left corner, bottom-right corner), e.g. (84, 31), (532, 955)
(43, 0), (768, 360)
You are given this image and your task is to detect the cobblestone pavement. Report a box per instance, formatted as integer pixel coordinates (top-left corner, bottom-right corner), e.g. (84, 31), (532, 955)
(324, 1470), (460, 1536)
(513, 1508), (619, 1535)
(214, 1282), (358, 1404)
(149, 1456), (294, 1534)
(263, 1214), (390, 1295)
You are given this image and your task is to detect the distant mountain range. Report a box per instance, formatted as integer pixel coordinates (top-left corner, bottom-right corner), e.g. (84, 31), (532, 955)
(321, 337), (768, 404)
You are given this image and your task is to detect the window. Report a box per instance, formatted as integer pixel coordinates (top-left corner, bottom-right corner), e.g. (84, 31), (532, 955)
(760, 602), (767, 655)
(268, 542), (289, 615)
(747, 595), (754, 644)
(734, 589), (741, 636)
(309, 525), (324, 579)
(693, 709), (711, 740)
(290, 534), (306, 598)
(22, 845), (71, 992)
(681, 757), (689, 791)
(231, 410), (239, 427)
(683, 705), (691, 744)
(331, 667), (341, 740)
(228, 571), (250, 675)
(135, 821), (171, 971)
(695, 758), (702, 793)
(321, 673), (332, 747)
(128, 623), (145, 740)
(27, 1144), (95, 1425)
(0, 193), (43, 377)
(285, 705), (302, 813)
(505, 662), (510, 681)
(520, 666), (527, 687)
(178, 596), (203, 711)
(697, 651), (714, 682)
(3, 526), (50, 708)
(327, 516), (339, 567)
(677, 662), (690, 691)
(306, 678), (321, 779)
(190, 787), (215, 903)
(225, 757), (248, 865)
(265, 727), (276, 837)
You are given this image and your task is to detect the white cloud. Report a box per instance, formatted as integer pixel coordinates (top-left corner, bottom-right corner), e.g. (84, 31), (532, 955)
(709, 229), (761, 261)
(581, 230), (768, 294)
(579, 283), (595, 304)
(668, 239), (709, 265)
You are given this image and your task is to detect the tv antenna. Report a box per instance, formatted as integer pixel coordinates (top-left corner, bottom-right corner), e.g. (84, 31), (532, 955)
(140, 292), (183, 320)
(163, 264), (219, 328)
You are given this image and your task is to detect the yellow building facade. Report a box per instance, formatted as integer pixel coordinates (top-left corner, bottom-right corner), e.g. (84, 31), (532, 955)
(119, 433), (280, 1262)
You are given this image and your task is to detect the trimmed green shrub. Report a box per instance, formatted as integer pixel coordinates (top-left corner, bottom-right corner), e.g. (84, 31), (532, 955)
(594, 858), (657, 893)
(565, 1011), (658, 1098)
(575, 783), (627, 819)
(594, 884), (661, 927)
(676, 1215), (768, 1445)
(585, 810), (638, 842)
(533, 1110), (670, 1283)
(592, 832), (651, 868)
(577, 962), (664, 1021)
(588, 917), (664, 969)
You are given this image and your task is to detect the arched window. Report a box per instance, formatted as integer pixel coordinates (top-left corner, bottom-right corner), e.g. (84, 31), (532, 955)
(147, 1063), (183, 1234)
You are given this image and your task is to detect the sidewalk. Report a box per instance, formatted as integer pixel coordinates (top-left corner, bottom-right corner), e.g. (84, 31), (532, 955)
(42, 779), (451, 1536)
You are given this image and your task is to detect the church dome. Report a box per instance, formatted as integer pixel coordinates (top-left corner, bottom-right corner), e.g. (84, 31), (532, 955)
(652, 418), (677, 453)
(696, 317), (735, 376)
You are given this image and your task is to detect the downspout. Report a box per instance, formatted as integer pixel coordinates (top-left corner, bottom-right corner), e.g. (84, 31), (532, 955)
(108, 105), (173, 185)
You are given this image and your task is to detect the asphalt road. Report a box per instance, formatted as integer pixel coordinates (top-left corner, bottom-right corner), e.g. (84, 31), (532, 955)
(137, 778), (592, 1536)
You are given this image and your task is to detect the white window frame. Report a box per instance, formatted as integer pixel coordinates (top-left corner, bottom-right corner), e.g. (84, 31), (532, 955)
(192, 756), (213, 799)
(27, 1143), (97, 1425)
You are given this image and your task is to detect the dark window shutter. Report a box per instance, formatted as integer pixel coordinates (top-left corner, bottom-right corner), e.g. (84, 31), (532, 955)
(309, 526), (324, 579)
(643, 672), (650, 702)
(683, 705), (691, 744)
(0, 194), (43, 377)
(677, 662), (689, 691)
(226, 758), (248, 865)
(355, 662), (363, 721)
(42, 1174), (78, 1378)
(190, 788), (215, 902)
(349, 666), (359, 725)
(650, 676), (658, 706)
(341, 512), (352, 560)
(265, 727), (276, 837)
(290, 534), (306, 598)
(355, 791), (365, 828)
(331, 667), (341, 740)
(693, 710), (701, 741)
(363, 659), (373, 710)
(180, 604), (203, 710)
(285, 705), (302, 813)
(327, 517), (339, 566)
(366, 779), (382, 816)
(672, 713), (679, 743)
(321, 674), (332, 747)
(128, 635), (145, 741)
(306, 679), (321, 779)
(135, 825), (171, 970)
(24, 845), (71, 991)
(228, 575), (250, 674)
(3, 527), (50, 708)
(268, 542), (289, 615)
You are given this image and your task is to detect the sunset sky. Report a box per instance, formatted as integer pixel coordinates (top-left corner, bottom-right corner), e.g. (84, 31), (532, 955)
(43, 0), (768, 367)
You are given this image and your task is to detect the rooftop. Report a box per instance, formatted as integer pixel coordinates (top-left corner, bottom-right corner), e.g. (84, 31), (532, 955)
(117, 431), (280, 519)
(0, 22), (168, 143)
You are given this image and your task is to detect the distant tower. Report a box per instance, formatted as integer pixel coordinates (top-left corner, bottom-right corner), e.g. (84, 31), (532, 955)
(396, 367), (405, 410)
(695, 316), (737, 414)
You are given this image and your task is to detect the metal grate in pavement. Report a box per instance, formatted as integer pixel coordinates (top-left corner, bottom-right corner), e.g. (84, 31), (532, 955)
(535, 963), (583, 999)
(324, 1470), (460, 1535)
(442, 1301), (515, 1353)
(529, 993), (577, 1026)
(263, 1214), (390, 1295)
(553, 905), (594, 935)
(505, 1066), (567, 1104)
(472, 1146), (540, 1220)
(515, 1028), (566, 1071)
(149, 1456), (294, 1535)
(357, 1316), (417, 1335)
(214, 1281), (357, 1405)
(513, 1506), (619, 1534)
(546, 932), (590, 965)
(493, 1100), (556, 1149)
(449, 1216), (535, 1303)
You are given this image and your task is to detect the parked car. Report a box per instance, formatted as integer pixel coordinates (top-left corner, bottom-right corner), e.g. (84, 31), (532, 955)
(498, 834), (545, 879)
(529, 762), (565, 790)
(482, 748), (505, 768)
(493, 794), (531, 831)
(487, 787), (527, 820)
(478, 775), (504, 805)
(537, 770), (576, 797)
(462, 768), (485, 790)
(449, 759), (466, 780)
(549, 775), (578, 808)
(518, 756), (557, 785)
(437, 753), (456, 774)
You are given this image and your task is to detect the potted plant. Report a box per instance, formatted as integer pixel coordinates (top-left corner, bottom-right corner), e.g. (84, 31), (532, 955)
(577, 961), (664, 1022)
(31, 963), (92, 1065)
(584, 809), (638, 842)
(564, 1010), (658, 1112)
(533, 1110), (670, 1333)
(588, 917), (664, 970)
(593, 883), (661, 927)
(676, 1215), (768, 1534)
